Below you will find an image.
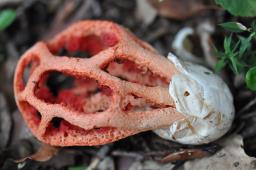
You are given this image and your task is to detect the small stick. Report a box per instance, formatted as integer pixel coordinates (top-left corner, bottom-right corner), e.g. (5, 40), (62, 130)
(87, 144), (113, 170)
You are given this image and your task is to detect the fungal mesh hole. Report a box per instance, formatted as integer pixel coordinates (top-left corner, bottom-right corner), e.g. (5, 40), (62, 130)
(45, 117), (73, 137)
(104, 58), (168, 87)
(49, 33), (118, 58)
(19, 101), (41, 127)
(20, 56), (40, 91)
(34, 71), (113, 113)
(51, 117), (63, 129)
(121, 94), (169, 112)
(46, 72), (75, 96)
(56, 48), (91, 59)
(44, 116), (117, 141)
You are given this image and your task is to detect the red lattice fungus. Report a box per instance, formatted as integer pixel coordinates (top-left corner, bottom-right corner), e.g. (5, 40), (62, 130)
(14, 21), (184, 146)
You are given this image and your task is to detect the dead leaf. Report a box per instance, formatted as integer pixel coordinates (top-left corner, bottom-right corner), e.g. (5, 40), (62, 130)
(0, 0), (22, 7)
(196, 20), (217, 69)
(184, 135), (256, 170)
(15, 144), (59, 162)
(148, 0), (219, 20)
(11, 110), (33, 146)
(0, 93), (12, 148)
(160, 144), (220, 163)
(38, 149), (79, 169)
(43, 0), (78, 40)
(136, 0), (157, 25)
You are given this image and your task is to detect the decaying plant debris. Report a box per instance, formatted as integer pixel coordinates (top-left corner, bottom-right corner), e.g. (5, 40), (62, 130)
(1, 0), (256, 170)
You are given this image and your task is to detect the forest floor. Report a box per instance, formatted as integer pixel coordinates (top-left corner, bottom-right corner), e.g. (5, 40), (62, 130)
(0, 0), (256, 170)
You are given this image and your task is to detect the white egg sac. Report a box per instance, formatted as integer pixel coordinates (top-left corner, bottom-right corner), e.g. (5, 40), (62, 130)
(153, 53), (235, 145)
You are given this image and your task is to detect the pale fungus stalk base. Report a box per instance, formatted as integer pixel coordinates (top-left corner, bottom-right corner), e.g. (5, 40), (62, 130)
(154, 53), (235, 145)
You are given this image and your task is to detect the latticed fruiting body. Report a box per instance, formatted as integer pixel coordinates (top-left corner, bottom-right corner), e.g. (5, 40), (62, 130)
(14, 21), (184, 146)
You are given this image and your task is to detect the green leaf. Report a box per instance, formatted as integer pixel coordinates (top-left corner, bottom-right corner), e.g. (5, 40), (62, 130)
(224, 35), (232, 54)
(247, 51), (256, 66)
(0, 9), (16, 31)
(238, 35), (252, 58)
(246, 66), (256, 91)
(251, 21), (256, 32)
(219, 22), (247, 32)
(232, 40), (240, 53)
(215, 51), (226, 60)
(229, 54), (244, 74)
(214, 58), (227, 72)
(215, 0), (256, 17)
(68, 166), (86, 170)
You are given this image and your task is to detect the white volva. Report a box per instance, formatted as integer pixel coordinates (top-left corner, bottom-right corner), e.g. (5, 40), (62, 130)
(154, 53), (235, 144)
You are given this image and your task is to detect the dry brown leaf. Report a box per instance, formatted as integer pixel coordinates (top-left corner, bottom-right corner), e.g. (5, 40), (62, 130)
(43, 0), (78, 40)
(0, 93), (12, 148)
(184, 135), (256, 170)
(148, 0), (219, 20)
(15, 144), (59, 162)
(136, 0), (157, 25)
(160, 145), (220, 163)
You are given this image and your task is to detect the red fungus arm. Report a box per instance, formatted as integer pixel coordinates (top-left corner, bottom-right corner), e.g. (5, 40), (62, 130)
(14, 20), (184, 146)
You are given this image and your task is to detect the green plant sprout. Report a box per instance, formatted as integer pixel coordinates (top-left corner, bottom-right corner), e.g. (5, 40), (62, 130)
(0, 9), (16, 31)
(215, 0), (256, 91)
